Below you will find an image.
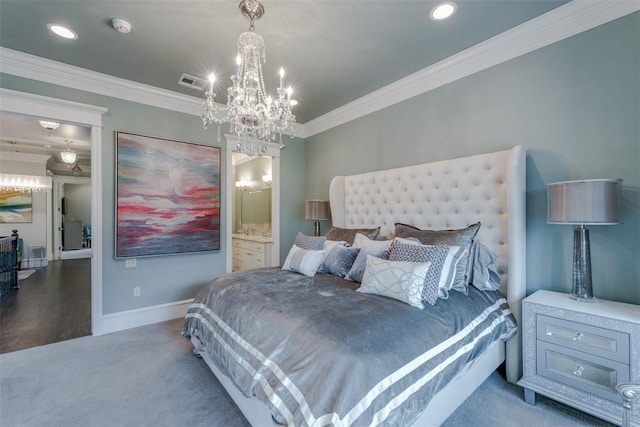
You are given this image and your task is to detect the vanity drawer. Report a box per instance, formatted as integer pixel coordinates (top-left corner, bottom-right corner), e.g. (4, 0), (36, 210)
(233, 239), (266, 253)
(537, 314), (629, 363)
(537, 341), (628, 403)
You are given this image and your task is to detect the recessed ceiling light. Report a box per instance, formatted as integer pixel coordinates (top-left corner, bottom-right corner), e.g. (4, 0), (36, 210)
(48, 23), (78, 40)
(430, 2), (457, 21)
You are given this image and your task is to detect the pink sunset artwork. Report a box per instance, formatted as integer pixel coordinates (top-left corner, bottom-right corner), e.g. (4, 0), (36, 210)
(115, 132), (220, 258)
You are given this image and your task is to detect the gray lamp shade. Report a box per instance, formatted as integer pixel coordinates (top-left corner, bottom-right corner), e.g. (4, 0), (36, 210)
(547, 179), (622, 225)
(305, 200), (330, 221)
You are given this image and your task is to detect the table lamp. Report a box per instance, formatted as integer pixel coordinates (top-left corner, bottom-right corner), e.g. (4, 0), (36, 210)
(305, 200), (330, 236)
(547, 179), (622, 301)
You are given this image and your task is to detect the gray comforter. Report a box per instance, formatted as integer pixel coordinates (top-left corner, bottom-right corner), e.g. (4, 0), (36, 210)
(182, 268), (516, 427)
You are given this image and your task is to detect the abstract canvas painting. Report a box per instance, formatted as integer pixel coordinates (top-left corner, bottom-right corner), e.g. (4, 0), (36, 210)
(115, 132), (221, 258)
(0, 190), (32, 223)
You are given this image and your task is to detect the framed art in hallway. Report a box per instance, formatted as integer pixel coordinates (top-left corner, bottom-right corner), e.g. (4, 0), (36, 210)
(115, 131), (221, 258)
(0, 190), (32, 223)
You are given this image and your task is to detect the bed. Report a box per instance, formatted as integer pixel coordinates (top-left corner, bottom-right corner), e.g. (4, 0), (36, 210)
(183, 146), (526, 426)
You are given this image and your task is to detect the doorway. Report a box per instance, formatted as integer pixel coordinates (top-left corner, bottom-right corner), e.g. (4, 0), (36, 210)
(0, 88), (107, 337)
(225, 137), (281, 272)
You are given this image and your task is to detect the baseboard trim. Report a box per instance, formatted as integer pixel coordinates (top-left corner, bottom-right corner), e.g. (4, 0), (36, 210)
(99, 298), (193, 335)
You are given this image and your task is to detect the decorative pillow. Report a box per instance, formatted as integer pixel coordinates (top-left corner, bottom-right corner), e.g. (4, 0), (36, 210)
(393, 222), (480, 293)
(282, 245), (325, 277)
(317, 239), (349, 273)
(352, 233), (394, 251)
(325, 226), (380, 246)
(389, 238), (465, 304)
(294, 231), (326, 250)
(345, 248), (389, 283)
(319, 245), (360, 278)
(344, 234), (393, 283)
(467, 242), (501, 291)
(358, 255), (431, 309)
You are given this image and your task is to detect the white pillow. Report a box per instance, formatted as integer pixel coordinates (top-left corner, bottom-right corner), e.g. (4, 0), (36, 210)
(352, 233), (393, 251)
(357, 255), (431, 309)
(282, 245), (325, 277)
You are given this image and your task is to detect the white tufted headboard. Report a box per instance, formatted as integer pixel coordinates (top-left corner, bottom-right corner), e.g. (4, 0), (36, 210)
(329, 146), (526, 383)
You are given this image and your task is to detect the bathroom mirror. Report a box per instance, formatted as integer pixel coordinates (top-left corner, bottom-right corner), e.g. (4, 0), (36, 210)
(239, 188), (271, 226)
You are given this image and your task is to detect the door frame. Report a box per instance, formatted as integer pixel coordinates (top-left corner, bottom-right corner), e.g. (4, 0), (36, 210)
(225, 136), (281, 272)
(0, 88), (108, 336)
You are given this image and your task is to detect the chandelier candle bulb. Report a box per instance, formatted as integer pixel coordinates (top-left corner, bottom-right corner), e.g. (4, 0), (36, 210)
(208, 73), (215, 94)
(279, 68), (284, 89)
(236, 55), (241, 78)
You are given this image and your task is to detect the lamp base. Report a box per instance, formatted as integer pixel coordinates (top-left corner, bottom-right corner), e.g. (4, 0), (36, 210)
(314, 220), (321, 237)
(569, 295), (597, 303)
(571, 226), (594, 302)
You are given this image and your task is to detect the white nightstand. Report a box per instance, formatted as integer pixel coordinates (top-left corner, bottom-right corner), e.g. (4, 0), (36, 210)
(518, 290), (640, 426)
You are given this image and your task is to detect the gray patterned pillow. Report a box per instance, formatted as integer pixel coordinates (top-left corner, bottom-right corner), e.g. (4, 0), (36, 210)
(389, 238), (466, 305)
(294, 231), (326, 250)
(345, 248), (389, 283)
(393, 222), (480, 293)
(358, 255), (431, 309)
(319, 246), (360, 278)
(325, 226), (380, 246)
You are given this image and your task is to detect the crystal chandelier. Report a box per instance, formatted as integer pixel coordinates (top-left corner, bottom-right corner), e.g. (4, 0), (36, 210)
(61, 140), (77, 164)
(201, 0), (297, 156)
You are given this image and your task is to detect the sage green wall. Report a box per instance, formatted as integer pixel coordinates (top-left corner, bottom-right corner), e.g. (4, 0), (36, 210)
(0, 73), (307, 313)
(306, 13), (639, 304)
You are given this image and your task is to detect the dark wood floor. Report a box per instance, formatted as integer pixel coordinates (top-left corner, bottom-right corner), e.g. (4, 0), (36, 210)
(0, 258), (91, 354)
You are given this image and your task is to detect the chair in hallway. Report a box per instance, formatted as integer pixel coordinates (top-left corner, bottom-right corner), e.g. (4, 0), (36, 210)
(82, 226), (92, 248)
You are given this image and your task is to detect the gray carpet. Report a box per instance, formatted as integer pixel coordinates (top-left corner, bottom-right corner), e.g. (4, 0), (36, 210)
(0, 319), (614, 427)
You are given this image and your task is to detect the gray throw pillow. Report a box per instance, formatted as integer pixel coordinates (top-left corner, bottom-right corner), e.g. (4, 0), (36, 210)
(345, 248), (389, 283)
(393, 222), (481, 293)
(325, 226), (380, 246)
(319, 246), (360, 278)
(294, 231), (326, 250)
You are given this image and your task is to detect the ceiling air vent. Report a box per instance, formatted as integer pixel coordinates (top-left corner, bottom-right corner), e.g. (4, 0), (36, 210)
(177, 73), (207, 91)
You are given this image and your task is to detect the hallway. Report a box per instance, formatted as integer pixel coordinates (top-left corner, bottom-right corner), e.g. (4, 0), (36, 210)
(0, 258), (91, 354)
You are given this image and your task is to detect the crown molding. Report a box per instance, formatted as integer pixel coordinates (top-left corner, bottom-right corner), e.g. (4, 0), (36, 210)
(302, 1), (639, 138)
(0, 151), (51, 163)
(0, 48), (203, 117)
(0, 48), (306, 138)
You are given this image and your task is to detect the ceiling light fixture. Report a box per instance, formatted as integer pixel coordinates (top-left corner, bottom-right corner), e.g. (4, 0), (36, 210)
(47, 23), (78, 40)
(61, 140), (77, 164)
(201, 0), (297, 156)
(430, 2), (457, 20)
(39, 120), (60, 131)
(72, 162), (83, 176)
(0, 174), (52, 192)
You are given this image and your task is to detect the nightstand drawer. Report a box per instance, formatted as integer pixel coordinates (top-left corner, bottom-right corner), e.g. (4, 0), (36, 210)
(537, 314), (629, 364)
(537, 341), (628, 403)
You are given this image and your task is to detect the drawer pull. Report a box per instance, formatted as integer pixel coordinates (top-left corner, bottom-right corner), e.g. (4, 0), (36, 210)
(573, 365), (584, 377)
(573, 332), (583, 342)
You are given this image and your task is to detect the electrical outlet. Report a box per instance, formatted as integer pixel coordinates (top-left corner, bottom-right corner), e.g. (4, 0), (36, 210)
(133, 287), (141, 297)
(125, 258), (137, 268)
